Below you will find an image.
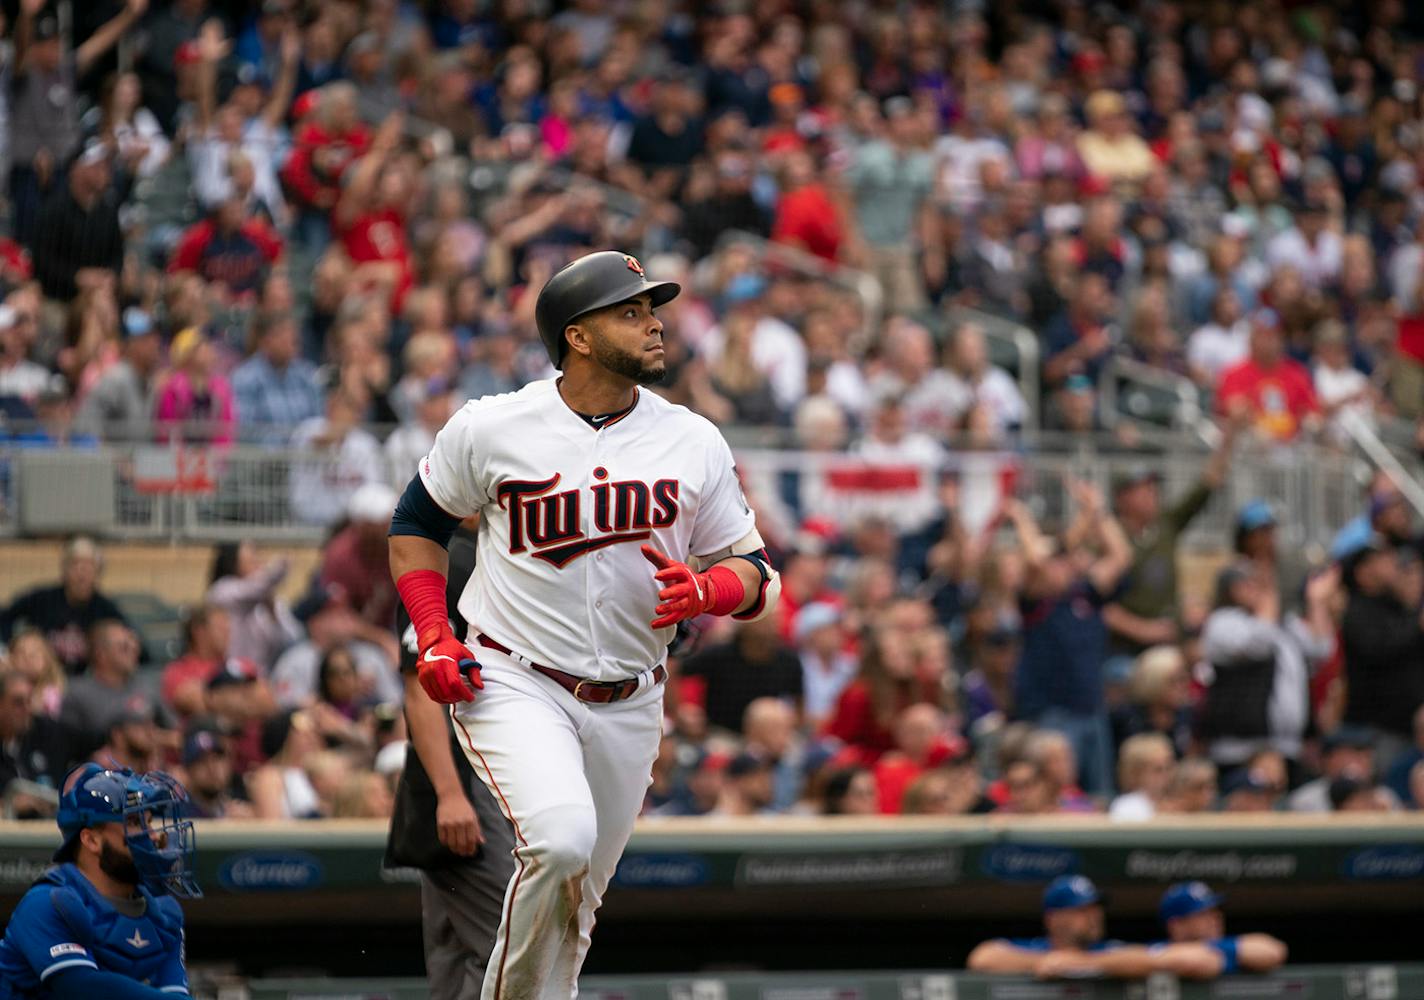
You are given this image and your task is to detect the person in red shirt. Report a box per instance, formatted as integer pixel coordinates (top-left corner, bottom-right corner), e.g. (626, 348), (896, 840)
(317, 482), (400, 657)
(160, 604), (231, 720)
(823, 626), (941, 762)
(334, 113), (413, 313)
(168, 186), (283, 301)
(1216, 309), (1320, 442)
(280, 81), (371, 242)
(772, 149), (846, 262)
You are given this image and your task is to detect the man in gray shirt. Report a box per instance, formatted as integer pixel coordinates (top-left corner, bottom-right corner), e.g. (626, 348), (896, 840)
(75, 308), (162, 441)
(846, 97), (934, 309)
(57, 619), (164, 758)
(8, 0), (144, 245)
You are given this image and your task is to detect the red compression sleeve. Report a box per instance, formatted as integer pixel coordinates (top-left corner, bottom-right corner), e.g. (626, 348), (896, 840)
(705, 565), (746, 617)
(396, 569), (450, 642)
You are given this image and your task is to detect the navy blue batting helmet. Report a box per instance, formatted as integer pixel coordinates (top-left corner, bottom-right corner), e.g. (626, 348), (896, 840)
(55, 763), (202, 898)
(534, 250), (680, 367)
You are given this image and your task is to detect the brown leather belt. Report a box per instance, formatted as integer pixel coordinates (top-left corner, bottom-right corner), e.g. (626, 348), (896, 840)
(474, 633), (667, 704)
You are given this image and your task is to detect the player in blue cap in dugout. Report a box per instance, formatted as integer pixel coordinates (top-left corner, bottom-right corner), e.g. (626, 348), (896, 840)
(1150, 882), (1288, 976)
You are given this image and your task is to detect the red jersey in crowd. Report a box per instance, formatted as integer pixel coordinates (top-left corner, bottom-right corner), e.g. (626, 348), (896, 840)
(773, 183), (844, 262)
(169, 218), (283, 298)
(1216, 355), (1319, 441)
(339, 206), (413, 312)
(280, 121), (371, 210)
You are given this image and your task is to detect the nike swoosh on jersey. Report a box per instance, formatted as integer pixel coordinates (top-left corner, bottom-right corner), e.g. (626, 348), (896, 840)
(531, 530), (652, 568)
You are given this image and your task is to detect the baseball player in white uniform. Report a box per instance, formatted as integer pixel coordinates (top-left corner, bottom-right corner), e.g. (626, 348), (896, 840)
(389, 250), (781, 1000)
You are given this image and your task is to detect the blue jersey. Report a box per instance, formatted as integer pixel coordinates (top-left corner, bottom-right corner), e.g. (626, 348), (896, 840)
(1007, 937), (1123, 952)
(1150, 937), (1239, 974)
(0, 864), (187, 998)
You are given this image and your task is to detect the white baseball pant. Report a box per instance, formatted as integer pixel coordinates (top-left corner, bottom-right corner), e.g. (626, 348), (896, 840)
(450, 645), (663, 1000)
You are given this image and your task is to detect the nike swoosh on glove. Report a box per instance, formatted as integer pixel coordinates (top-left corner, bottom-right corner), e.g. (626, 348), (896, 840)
(417, 625), (483, 704)
(641, 544), (722, 629)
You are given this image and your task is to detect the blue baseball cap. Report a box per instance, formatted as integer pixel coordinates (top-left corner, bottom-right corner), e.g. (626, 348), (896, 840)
(1159, 881), (1223, 923)
(1043, 875), (1100, 911)
(1236, 500), (1276, 533)
(724, 273), (768, 306)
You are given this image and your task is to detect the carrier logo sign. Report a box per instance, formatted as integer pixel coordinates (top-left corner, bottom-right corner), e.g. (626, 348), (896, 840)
(611, 854), (710, 888)
(218, 851), (324, 891)
(980, 844), (1080, 882)
(1343, 847), (1424, 881)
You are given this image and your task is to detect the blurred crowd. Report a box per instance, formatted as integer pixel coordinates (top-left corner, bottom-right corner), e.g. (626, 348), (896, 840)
(0, 0), (1423, 823)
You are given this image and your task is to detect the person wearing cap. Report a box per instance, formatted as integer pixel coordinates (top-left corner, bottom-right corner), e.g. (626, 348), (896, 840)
(1233, 499), (1310, 616)
(1199, 558), (1335, 771)
(231, 311), (323, 441)
(1103, 418), (1236, 660)
(701, 270), (807, 415)
(0, 537), (128, 674)
(1216, 308), (1321, 442)
(384, 375), (457, 490)
(1340, 532), (1424, 744)
(72, 307), (163, 442)
(969, 875), (1157, 978)
(1150, 882), (1287, 976)
(794, 601), (857, 729)
(289, 385), (386, 526)
(177, 724), (251, 819)
(712, 751), (776, 816)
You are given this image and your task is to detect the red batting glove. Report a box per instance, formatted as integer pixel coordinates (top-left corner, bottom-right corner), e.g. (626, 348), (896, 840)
(641, 544), (744, 630)
(417, 624), (484, 704)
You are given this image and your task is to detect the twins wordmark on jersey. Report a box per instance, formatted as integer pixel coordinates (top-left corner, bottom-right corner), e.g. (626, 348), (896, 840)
(419, 379), (755, 680)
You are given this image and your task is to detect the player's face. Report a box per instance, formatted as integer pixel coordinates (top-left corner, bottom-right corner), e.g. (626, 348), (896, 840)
(586, 294), (666, 386)
(1169, 908), (1224, 942)
(93, 822), (144, 887)
(1046, 904), (1104, 948)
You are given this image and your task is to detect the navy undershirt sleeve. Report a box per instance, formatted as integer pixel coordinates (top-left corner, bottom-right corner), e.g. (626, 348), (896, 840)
(389, 475), (462, 549)
(48, 967), (178, 999)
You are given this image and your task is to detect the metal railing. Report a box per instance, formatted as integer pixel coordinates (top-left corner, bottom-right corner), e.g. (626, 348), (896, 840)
(0, 434), (1371, 550)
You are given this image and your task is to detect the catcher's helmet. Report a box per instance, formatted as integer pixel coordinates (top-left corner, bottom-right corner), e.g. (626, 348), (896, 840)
(534, 250), (681, 368)
(55, 763), (202, 898)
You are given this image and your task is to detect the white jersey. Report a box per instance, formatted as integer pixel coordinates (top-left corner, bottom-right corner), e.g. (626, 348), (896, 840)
(420, 378), (755, 681)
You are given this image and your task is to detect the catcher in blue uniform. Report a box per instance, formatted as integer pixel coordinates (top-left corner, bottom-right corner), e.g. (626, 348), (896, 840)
(0, 764), (201, 999)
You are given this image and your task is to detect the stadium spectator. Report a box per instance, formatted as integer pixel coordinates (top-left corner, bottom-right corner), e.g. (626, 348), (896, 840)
(203, 660), (276, 776)
(1266, 201), (1342, 291)
(206, 542), (302, 673)
(160, 604), (232, 721)
(1187, 286), (1251, 387)
(81, 71), (170, 181)
(1006, 483), (1132, 796)
(1042, 271), (1118, 387)
(316, 482), (400, 641)
(247, 708), (324, 819)
(1161, 758), (1219, 815)
(1383, 706), (1424, 807)
(816, 766), (878, 817)
(741, 698), (802, 813)
(960, 623), (1019, 733)
(1105, 425), (1234, 660)
(0, 536), (126, 673)
(309, 645), (377, 756)
(330, 769), (395, 819)
(89, 709), (160, 774)
(232, 312), (323, 440)
(942, 322), (1028, 443)
(1340, 536), (1424, 743)
(847, 97), (933, 309)
(1288, 727), (1380, 813)
(3, 629), (65, 719)
(1077, 91), (1155, 192)
(1312, 320), (1376, 443)
(1112, 645), (1194, 759)
(1153, 882), (1288, 976)
(823, 625), (939, 763)
(384, 376), (455, 488)
(289, 387), (385, 527)
(0, 304), (49, 406)
(1216, 310), (1321, 443)
(1109, 733), (1176, 821)
(1219, 767), (1283, 814)
(176, 724), (253, 819)
(714, 752), (776, 817)
(30, 142), (125, 303)
(281, 81), (371, 247)
(0, 669), (67, 795)
(794, 602), (856, 730)
(1234, 501), (1309, 616)
(154, 326), (236, 445)
(73, 307), (162, 441)
(8, 0), (142, 246)
(58, 620), (157, 757)
(682, 614), (801, 736)
(1199, 562), (1336, 770)
(168, 185), (285, 301)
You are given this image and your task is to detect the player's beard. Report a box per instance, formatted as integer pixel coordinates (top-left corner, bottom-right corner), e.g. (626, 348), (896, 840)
(99, 840), (143, 887)
(590, 335), (666, 386)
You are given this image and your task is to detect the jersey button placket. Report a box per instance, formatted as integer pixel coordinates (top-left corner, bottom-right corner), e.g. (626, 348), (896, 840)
(589, 439), (609, 672)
